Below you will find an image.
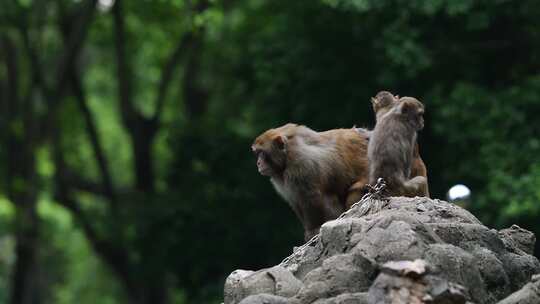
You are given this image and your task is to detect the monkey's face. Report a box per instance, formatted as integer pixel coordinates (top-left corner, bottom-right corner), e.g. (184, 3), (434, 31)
(417, 111), (425, 130)
(252, 134), (287, 177)
(252, 148), (274, 176)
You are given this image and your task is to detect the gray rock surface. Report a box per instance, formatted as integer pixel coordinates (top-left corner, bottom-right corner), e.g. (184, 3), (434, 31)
(238, 294), (289, 304)
(224, 266), (303, 304)
(496, 274), (540, 304)
(311, 293), (368, 304)
(224, 197), (540, 304)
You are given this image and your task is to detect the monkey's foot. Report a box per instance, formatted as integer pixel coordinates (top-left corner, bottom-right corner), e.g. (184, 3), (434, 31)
(365, 178), (389, 201)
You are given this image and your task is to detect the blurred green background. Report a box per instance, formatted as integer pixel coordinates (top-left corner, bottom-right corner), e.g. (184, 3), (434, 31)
(1, 0), (540, 303)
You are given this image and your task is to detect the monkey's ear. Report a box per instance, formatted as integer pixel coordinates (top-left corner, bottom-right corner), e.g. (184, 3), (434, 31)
(272, 135), (287, 150)
(397, 100), (414, 115)
(371, 97), (380, 109)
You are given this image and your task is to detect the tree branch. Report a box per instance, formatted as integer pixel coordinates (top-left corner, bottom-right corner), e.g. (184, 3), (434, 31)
(54, 0), (98, 98)
(152, 32), (194, 124)
(1, 34), (18, 114)
(182, 32), (209, 119)
(112, 0), (139, 130)
(15, 0), (98, 99)
(51, 120), (133, 292)
(55, 7), (120, 209)
(113, 0), (160, 192)
(64, 170), (108, 196)
(2, 32), (41, 304)
(71, 75), (118, 203)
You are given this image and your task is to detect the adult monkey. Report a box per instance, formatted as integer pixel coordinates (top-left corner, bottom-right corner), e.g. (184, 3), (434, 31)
(252, 123), (370, 241)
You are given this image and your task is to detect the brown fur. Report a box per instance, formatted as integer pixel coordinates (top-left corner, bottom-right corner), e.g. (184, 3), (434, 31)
(252, 123), (369, 241)
(368, 97), (428, 197)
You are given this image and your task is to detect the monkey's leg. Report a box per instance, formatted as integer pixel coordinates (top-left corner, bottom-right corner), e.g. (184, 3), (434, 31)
(419, 176), (430, 197)
(411, 143), (430, 198)
(411, 159), (430, 197)
(345, 178), (369, 209)
(288, 200), (305, 225)
(321, 194), (344, 220)
(299, 191), (343, 242)
(402, 176), (428, 197)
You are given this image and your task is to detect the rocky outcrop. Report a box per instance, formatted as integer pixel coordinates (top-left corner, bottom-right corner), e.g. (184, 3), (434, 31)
(224, 196), (540, 304)
(496, 274), (540, 304)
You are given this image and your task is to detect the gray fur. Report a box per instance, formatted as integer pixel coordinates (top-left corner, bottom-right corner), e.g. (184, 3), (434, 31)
(253, 124), (368, 241)
(368, 97), (426, 196)
(372, 91), (399, 122)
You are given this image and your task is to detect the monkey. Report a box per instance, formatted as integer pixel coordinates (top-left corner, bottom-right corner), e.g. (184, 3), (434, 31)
(371, 90), (401, 122)
(345, 91), (429, 207)
(367, 97), (428, 197)
(252, 123), (370, 241)
(252, 93), (429, 239)
(370, 91), (429, 194)
(370, 91), (429, 182)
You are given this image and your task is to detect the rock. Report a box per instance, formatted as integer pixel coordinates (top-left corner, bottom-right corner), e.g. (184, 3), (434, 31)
(225, 270), (256, 304)
(312, 293), (368, 304)
(496, 274), (540, 304)
(380, 259), (427, 278)
(238, 294), (289, 304)
(499, 224), (536, 255)
(224, 266), (303, 304)
(224, 197), (540, 304)
(368, 259), (470, 304)
(291, 252), (376, 304)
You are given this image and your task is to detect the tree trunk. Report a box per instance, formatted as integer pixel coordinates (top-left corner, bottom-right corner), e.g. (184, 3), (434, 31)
(2, 34), (41, 304)
(10, 196), (39, 304)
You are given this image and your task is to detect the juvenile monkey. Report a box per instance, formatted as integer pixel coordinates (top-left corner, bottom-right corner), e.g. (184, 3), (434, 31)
(368, 97), (428, 197)
(252, 123), (369, 241)
(345, 91), (429, 207)
(370, 91), (429, 185)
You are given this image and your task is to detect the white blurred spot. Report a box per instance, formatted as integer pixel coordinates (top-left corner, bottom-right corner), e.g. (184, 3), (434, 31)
(447, 184), (471, 201)
(98, 0), (115, 11)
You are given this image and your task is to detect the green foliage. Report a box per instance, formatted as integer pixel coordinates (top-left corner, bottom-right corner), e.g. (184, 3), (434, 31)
(37, 199), (125, 304)
(429, 78), (540, 226)
(2, 0), (540, 303)
(0, 197), (15, 304)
